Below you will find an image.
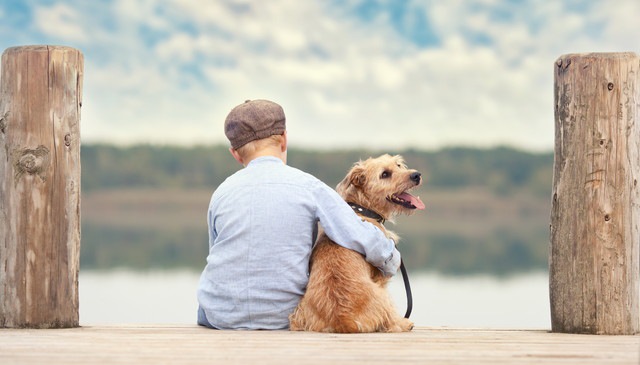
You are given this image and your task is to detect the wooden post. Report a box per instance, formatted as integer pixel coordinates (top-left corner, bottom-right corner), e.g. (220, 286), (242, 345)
(0, 46), (83, 328)
(550, 52), (640, 335)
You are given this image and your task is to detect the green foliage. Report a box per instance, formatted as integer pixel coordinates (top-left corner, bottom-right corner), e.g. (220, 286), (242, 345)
(82, 144), (241, 191)
(400, 146), (553, 196)
(82, 144), (553, 197)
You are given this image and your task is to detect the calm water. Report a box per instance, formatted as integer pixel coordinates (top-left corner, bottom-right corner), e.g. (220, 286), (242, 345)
(79, 270), (550, 329)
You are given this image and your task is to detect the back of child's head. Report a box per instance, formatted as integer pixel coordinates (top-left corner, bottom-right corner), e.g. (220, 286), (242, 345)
(224, 99), (286, 150)
(235, 134), (285, 160)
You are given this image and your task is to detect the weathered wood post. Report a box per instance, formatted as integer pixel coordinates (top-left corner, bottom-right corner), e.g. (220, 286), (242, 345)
(550, 53), (640, 335)
(0, 46), (83, 328)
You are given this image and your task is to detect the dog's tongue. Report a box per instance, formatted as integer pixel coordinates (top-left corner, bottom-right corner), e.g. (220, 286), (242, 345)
(398, 192), (425, 210)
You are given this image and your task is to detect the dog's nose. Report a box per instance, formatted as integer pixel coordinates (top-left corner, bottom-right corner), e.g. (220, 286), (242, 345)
(410, 172), (421, 184)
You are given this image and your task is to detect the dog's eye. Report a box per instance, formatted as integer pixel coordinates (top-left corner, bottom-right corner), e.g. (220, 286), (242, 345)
(381, 170), (391, 179)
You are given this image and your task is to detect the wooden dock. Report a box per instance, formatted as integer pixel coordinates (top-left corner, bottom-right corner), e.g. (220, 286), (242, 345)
(1, 325), (638, 364)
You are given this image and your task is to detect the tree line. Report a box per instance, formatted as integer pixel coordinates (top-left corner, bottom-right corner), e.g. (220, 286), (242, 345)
(82, 144), (553, 196)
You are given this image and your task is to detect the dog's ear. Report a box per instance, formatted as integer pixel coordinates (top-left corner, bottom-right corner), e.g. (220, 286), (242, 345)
(351, 167), (367, 188)
(337, 163), (366, 194)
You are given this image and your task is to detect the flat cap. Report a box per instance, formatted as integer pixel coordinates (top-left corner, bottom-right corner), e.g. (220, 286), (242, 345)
(224, 99), (286, 150)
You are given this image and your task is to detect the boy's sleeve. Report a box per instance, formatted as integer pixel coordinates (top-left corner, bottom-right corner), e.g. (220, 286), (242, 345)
(312, 182), (401, 276)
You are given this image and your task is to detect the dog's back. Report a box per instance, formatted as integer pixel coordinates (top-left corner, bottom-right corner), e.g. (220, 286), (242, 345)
(289, 230), (395, 333)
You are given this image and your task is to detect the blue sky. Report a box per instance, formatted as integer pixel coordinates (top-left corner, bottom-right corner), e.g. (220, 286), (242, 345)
(0, 0), (638, 151)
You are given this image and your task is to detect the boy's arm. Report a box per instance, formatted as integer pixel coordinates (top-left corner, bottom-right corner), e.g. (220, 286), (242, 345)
(312, 183), (401, 276)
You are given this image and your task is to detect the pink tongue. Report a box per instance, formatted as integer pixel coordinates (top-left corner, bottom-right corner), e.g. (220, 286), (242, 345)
(398, 193), (425, 210)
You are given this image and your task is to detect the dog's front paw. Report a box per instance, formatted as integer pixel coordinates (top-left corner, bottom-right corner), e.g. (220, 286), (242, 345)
(387, 318), (414, 332)
(400, 318), (414, 332)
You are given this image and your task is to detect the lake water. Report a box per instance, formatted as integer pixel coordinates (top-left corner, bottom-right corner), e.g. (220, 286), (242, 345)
(79, 270), (551, 329)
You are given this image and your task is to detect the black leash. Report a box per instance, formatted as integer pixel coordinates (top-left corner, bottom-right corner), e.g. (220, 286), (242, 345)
(399, 259), (412, 318)
(348, 202), (413, 319)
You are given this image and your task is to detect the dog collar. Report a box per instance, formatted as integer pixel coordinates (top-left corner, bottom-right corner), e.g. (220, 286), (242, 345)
(347, 202), (385, 224)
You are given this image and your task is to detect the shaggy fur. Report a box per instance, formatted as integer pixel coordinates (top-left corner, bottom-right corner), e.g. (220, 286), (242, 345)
(289, 154), (424, 333)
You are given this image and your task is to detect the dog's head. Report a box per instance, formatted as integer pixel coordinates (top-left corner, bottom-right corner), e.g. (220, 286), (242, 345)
(336, 154), (425, 221)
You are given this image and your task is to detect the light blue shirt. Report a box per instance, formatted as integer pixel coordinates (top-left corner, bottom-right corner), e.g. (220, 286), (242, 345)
(197, 156), (400, 330)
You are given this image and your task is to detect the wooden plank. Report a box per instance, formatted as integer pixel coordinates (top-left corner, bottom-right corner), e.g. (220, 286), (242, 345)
(0, 325), (638, 364)
(0, 45), (83, 328)
(551, 52), (640, 334)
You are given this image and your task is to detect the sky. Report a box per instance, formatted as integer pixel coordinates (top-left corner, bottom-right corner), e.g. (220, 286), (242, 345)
(0, 0), (638, 151)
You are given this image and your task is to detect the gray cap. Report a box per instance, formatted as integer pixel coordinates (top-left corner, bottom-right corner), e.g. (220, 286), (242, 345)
(224, 99), (286, 150)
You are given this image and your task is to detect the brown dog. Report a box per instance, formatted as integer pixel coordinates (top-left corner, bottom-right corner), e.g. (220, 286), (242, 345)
(289, 154), (425, 333)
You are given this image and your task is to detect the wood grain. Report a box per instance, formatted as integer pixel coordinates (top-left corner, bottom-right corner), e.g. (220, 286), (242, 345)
(0, 45), (83, 328)
(1, 325), (638, 365)
(551, 52), (640, 334)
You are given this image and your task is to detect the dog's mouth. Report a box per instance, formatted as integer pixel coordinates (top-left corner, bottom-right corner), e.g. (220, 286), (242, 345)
(387, 192), (425, 210)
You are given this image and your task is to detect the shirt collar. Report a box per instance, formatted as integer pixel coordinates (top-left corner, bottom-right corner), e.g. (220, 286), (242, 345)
(247, 155), (284, 167)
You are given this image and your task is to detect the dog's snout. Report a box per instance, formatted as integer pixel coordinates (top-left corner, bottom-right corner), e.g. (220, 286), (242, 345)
(410, 172), (421, 184)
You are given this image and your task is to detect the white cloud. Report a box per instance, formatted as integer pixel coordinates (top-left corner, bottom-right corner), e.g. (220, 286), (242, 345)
(33, 3), (88, 42)
(13, 0), (640, 150)
(154, 32), (198, 62)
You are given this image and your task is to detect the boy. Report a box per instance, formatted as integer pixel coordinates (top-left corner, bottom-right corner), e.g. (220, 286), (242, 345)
(197, 99), (400, 330)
